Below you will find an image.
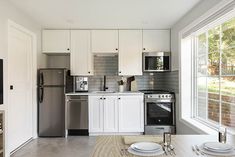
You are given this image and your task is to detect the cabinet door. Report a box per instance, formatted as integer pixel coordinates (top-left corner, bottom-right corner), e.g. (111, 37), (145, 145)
(103, 96), (118, 132)
(119, 30), (143, 75)
(118, 95), (144, 132)
(42, 30), (70, 53)
(91, 30), (118, 53)
(71, 30), (93, 76)
(89, 96), (104, 132)
(143, 30), (170, 52)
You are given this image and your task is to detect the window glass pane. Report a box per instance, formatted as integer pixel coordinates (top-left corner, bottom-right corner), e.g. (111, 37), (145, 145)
(198, 97), (207, 119)
(221, 76), (235, 104)
(222, 48), (235, 75)
(197, 77), (207, 119)
(198, 56), (207, 76)
(222, 102), (235, 129)
(208, 51), (219, 75)
(198, 77), (207, 94)
(208, 77), (219, 101)
(222, 17), (235, 49)
(208, 26), (220, 53)
(198, 33), (207, 55)
(208, 100), (220, 123)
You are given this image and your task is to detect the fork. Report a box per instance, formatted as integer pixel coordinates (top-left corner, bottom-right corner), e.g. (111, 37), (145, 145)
(195, 145), (207, 157)
(120, 148), (129, 156)
(192, 145), (200, 155)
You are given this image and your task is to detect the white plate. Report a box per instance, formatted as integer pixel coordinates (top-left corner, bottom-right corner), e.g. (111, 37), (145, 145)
(200, 145), (235, 157)
(203, 142), (233, 152)
(131, 142), (161, 152)
(128, 147), (164, 157)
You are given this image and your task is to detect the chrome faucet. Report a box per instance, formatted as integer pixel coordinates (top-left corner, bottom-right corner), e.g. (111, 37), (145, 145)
(103, 75), (108, 91)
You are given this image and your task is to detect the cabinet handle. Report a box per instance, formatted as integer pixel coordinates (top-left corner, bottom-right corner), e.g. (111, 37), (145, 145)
(103, 98), (106, 100)
(100, 98), (102, 100)
(119, 71), (121, 74)
(115, 48), (118, 51)
(143, 48), (146, 51)
(118, 98), (121, 100)
(88, 71), (90, 74)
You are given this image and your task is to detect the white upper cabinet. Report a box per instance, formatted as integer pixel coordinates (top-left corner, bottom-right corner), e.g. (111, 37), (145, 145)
(143, 30), (170, 52)
(91, 30), (118, 53)
(70, 30), (93, 76)
(118, 95), (144, 132)
(42, 30), (70, 53)
(118, 30), (143, 76)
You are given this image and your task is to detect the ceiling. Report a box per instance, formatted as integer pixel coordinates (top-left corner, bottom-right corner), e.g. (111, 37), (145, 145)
(8, 0), (201, 29)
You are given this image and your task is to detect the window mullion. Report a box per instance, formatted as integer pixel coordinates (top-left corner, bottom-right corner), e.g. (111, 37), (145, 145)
(206, 31), (208, 121)
(219, 24), (222, 126)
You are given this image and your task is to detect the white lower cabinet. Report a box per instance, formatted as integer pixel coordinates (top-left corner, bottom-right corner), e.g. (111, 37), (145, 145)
(118, 95), (144, 132)
(89, 94), (144, 135)
(89, 96), (104, 132)
(103, 96), (118, 132)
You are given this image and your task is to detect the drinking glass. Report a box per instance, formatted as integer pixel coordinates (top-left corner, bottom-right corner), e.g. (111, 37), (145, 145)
(218, 127), (227, 143)
(163, 132), (171, 146)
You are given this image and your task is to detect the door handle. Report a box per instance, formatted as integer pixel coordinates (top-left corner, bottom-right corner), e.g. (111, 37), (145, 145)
(39, 87), (44, 103)
(40, 73), (44, 86)
(10, 85), (13, 90)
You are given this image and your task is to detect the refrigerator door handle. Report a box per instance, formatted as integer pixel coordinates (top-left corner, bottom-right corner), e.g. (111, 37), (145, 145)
(40, 72), (44, 86)
(39, 87), (44, 103)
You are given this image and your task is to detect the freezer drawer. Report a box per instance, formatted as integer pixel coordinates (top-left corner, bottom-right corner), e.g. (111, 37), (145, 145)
(66, 95), (88, 135)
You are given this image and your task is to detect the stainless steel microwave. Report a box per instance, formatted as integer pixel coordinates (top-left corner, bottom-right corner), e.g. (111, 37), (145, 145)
(143, 52), (171, 72)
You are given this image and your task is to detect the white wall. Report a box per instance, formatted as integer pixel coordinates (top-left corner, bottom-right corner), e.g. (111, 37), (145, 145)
(0, 0), (44, 156)
(171, 0), (221, 134)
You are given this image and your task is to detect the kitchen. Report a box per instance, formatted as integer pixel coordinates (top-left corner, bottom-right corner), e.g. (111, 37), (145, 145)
(0, 0), (235, 157)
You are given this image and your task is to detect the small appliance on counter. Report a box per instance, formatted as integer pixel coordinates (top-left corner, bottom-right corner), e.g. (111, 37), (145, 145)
(74, 77), (88, 92)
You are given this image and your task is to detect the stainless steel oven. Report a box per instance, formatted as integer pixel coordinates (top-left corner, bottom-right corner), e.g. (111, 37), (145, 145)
(140, 90), (176, 135)
(143, 52), (171, 72)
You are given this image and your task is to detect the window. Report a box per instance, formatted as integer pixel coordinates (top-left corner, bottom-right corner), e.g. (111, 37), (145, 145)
(194, 17), (235, 131)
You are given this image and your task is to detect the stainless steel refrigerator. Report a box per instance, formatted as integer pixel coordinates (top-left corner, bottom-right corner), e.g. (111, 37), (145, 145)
(38, 68), (68, 137)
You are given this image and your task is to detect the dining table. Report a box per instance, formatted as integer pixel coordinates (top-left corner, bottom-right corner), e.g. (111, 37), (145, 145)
(90, 135), (235, 157)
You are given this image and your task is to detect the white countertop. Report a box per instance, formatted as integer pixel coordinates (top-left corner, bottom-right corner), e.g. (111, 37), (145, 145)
(65, 91), (143, 96)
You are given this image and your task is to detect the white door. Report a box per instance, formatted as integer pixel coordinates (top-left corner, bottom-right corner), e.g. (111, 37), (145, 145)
(42, 30), (70, 53)
(89, 96), (104, 133)
(91, 30), (118, 53)
(8, 23), (34, 152)
(143, 30), (170, 52)
(71, 30), (93, 75)
(103, 96), (118, 132)
(118, 30), (143, 75)
(118, 95), (144, 132)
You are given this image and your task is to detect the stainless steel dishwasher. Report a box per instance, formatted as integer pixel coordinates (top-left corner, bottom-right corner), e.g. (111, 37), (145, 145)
(66, 95), (88, 136)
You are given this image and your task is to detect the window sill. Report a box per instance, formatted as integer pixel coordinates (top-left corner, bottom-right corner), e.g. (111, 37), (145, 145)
(180, 117), (218, 135)
(180, 118), (235, 135)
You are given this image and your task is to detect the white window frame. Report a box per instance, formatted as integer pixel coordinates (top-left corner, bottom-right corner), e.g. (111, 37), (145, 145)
(179, 0), (235, 135)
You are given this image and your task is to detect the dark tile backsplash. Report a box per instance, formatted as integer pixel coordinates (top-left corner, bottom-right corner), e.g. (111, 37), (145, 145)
(88, 56), (179, 93)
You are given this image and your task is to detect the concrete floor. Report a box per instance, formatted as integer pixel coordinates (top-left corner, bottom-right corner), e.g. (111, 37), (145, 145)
(11, 136), (96, 157)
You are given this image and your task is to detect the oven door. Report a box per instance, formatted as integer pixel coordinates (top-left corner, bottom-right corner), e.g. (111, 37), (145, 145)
(145, 101), (173, 125)
(143, 52), (170, 72)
